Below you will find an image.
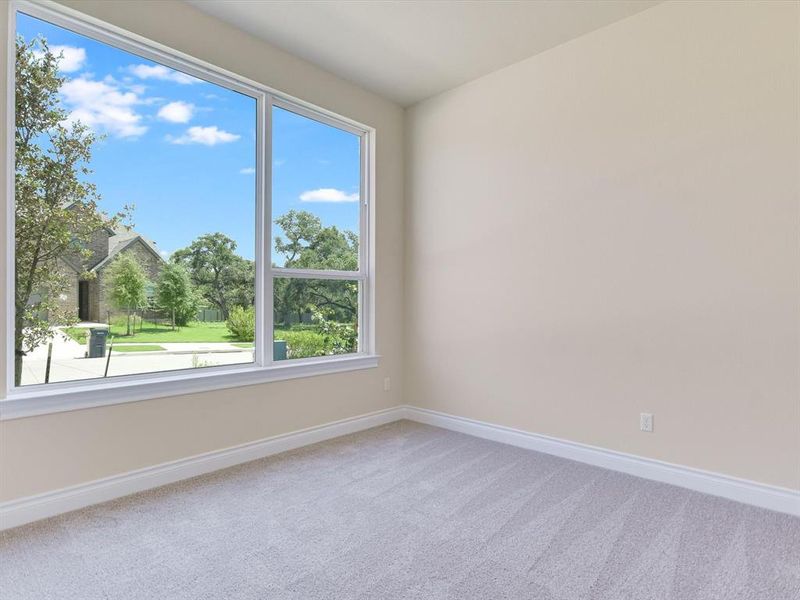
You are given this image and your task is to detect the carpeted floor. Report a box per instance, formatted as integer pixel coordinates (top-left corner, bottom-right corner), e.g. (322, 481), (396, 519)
(1, 420), (799, 599)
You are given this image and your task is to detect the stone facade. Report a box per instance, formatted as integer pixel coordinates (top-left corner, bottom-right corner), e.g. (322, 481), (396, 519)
(49, 225), (165, 324)
(93, 239), (164, 323)
(85, 228), (113, 268)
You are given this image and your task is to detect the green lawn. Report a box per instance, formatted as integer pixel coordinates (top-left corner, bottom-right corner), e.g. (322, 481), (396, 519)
(63, 321), (350, 359)
(65, 320), (240, 344)
(112, 344), (166, 353)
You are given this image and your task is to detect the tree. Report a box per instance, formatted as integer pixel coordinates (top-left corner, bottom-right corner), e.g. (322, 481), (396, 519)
(106, 254), (149, 336)
(171, 233), (254, 319)
(275, 209), (358, 271)
(13, 36), (123, 385)
(225, 305), (255, 342)
(155, 263), (199, 329)
(273, 210), (358, 326)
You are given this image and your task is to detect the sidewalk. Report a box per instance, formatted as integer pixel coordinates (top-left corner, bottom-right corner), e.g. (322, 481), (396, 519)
(111, 342), (252, 355)
(18, 333), (254, 386)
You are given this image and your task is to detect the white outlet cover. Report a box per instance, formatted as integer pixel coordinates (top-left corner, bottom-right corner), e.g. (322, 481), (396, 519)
(640, 413), (654, 432)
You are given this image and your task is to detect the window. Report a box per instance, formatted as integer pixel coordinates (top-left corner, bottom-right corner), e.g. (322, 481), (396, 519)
(3, 2), (375, 417)
(271, 105), (366, 360)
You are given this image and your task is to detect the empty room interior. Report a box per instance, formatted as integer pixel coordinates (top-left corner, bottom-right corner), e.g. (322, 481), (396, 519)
(1, 0), (798, 598)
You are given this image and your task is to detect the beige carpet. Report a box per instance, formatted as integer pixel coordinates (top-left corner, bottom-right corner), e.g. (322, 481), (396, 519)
(1, 420), (799, 599)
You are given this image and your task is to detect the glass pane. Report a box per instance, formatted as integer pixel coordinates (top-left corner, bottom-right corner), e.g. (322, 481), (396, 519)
(273, 278), (359, 360)
(14, 12), (257, 386)
(271, 106), (360, 270)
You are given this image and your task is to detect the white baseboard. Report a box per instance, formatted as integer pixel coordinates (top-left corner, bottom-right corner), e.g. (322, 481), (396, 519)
(0, 406), (405, 531)
(403, 406), (800, 517)
(2, 404), (797, 530)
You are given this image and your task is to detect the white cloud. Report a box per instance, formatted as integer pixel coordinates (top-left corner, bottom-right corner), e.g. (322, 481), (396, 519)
(34, 45), (86, 72)
(299, 188), (359, 203)
(157, 101), (194, 123)
(129, 64), (201, 85)
(141, 96), (164, 106)
(60, 76), (147, 138)
(169, 126), (240, 146)
(239, 167), (255, 174)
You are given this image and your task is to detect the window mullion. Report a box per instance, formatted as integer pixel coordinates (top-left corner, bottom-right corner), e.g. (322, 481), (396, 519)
(359, 131), (370, 354)
(272, 268), (363, 281)
(262, 94), (274, 367)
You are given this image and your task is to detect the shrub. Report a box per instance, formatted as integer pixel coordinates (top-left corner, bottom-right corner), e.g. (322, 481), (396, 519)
(313, 309), (357, 354)
(277, 329), (327, 359)
(285, 323), (318, 332)
(226, 305), (255, 342)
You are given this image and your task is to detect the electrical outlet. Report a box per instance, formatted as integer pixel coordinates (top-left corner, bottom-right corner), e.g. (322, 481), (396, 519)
(383, 377), (391, 392)
(640, 413), (654, 433)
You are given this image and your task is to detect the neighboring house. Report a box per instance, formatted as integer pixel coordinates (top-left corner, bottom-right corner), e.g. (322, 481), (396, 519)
(55, 223), (165, 323)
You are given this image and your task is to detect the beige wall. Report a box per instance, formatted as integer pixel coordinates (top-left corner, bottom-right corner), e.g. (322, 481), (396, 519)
(405, 1), (800, 490)
(0, 1), (405, 501)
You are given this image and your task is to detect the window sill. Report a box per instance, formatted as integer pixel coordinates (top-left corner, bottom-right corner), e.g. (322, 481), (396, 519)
(0, 354), (380, 421)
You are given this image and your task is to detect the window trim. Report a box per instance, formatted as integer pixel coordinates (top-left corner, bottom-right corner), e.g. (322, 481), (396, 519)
(2, 0), (378, 420)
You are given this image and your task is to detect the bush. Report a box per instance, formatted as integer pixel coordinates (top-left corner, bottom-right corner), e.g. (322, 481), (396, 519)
(313, 310), (357, 354)
(226, 305), (255, 342)
(284, 323), (318, 332)
(277, 329), (327, 359)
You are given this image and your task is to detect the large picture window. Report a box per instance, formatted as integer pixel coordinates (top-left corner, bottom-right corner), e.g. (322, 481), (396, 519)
(4, 2), (375, 415)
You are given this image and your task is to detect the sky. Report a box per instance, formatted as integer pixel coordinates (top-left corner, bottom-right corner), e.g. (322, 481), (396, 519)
(17, 12), (361, 264)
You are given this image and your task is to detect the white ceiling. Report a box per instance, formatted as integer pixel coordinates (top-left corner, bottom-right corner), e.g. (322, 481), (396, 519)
(187, 1), (661, 107)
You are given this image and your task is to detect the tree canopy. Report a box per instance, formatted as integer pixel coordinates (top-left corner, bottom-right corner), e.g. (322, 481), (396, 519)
(274, 209), (358, 271)
(13, 36), (124, 384)
(155, 262), (199, 329)
(273, 210), (359, 326)
(171, 232), (254, 320)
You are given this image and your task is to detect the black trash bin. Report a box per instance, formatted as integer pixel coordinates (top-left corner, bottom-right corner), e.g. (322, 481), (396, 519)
(88, 327), (109, 358)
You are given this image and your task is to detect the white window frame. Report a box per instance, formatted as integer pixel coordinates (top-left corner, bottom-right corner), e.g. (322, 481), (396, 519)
(269, 96), (372, 360)
(1, 0), (378, 420)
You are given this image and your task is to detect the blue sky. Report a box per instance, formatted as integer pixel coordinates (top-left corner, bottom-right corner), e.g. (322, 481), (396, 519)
(17, 12), (361, 264)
